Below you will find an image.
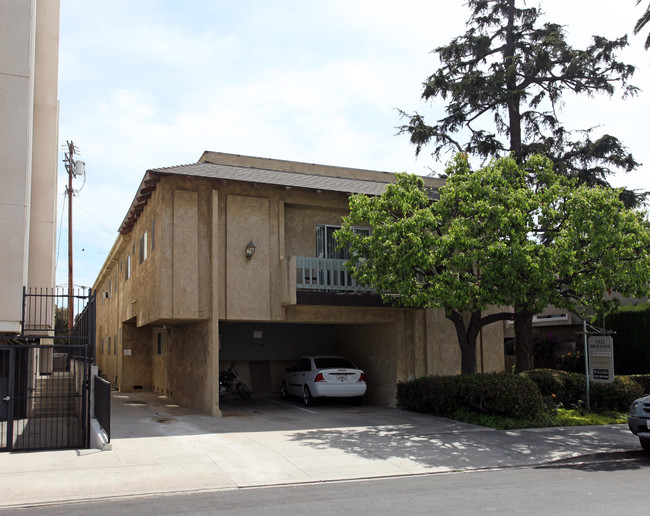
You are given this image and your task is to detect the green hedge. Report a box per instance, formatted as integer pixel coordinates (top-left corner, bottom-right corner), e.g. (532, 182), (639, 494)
(521, 369), (585, 408)
(398, 371), (650, 423)
(590, 376), (644, 412)
(522, 369), (647, 411)
(396, 373), (545, 420)
(627, 375), (650, 395)
(603, 304), (650, 375)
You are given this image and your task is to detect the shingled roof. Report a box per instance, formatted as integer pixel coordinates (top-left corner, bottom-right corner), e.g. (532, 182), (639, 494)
(119, 158), (440, 235)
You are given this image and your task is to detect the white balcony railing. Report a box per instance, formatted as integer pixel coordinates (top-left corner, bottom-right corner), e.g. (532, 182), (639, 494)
(295, 256), (374, 293)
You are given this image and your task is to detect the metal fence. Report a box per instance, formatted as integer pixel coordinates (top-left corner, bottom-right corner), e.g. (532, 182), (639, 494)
(0, 288), (96, 452)
(94, 376), (111, 442)
(296, 257), (374, 293)
(0, 344), (89, 451)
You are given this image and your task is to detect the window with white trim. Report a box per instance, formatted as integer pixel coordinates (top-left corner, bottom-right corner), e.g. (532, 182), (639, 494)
(139, 231), (148, 264)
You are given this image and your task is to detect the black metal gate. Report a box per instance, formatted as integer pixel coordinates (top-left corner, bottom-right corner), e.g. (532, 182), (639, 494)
(0, 344), (90, 451)
(0, 288), (95, 452)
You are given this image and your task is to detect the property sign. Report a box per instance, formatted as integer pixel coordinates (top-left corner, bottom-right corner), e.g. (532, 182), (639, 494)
(587, 336), (614, 383)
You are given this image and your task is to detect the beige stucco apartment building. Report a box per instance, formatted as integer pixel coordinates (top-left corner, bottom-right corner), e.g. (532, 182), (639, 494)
(0, 0), (60, 333)
(93, 151), (505, 415)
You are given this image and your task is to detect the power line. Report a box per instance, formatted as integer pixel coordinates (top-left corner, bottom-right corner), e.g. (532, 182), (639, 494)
(73, 198), (116, 237)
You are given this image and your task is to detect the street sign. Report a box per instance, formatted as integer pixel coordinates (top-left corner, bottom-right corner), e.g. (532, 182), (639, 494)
(587, 335), (614, 383)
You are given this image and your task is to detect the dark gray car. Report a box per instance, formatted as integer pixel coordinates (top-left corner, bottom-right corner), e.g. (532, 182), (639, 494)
(628, 395), (650, 453)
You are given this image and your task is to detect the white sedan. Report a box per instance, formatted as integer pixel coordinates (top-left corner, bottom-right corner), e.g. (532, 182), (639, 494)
(281, 356), (367, 406)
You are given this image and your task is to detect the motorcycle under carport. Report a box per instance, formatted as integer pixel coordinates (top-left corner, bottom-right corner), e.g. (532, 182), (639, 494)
(219, 363), (252, 399)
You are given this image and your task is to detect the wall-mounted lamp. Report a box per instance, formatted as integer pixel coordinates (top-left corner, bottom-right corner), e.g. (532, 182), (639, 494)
(245, 241), (256, 259)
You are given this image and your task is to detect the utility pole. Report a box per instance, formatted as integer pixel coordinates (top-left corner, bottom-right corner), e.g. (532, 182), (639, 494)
(63, 141), (85, 332)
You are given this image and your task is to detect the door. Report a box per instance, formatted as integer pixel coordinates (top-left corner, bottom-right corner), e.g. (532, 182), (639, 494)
(0, 347), (15, 451)
(287, 357), (311, 395)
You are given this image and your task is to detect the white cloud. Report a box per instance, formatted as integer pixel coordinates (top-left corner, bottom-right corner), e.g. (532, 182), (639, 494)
(56, 0), (650, 287)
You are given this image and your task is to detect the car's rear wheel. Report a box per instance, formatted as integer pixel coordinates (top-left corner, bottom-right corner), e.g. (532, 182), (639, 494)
(303, 386), (313, 407)
(640, 438), (650, 453)
(280, 381), (288, 400)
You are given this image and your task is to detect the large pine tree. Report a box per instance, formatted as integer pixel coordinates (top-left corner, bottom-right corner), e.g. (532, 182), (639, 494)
(401, 0), (640, 202)
(635, 0), (650, 49)
(399, 0), (642, 371)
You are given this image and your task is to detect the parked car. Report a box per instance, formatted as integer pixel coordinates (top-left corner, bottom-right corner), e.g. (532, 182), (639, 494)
(281, 356), (367, 406)
(628, 395), (650, 453)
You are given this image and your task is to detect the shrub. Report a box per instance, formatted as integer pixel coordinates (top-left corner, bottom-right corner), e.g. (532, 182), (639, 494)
(590, 376), (644, 412)
(557, 351), (585, 373)
(627, 374), (650, 395)
(521, 369), (567, 398)
(521, 369), (585, 409)
(563, 372), (587, 408)
(523, 369), (645, 413)
(461, 373), (545, 420)
(397, 373), (546, 421)
(396, 375), (462, 414)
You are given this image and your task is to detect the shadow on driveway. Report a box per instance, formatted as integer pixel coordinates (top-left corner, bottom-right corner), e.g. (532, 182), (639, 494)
(109, 391), (644, 473)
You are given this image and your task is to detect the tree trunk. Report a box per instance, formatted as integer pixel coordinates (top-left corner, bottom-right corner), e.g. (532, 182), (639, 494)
(504, 0), (523, 161)
(447, 311), (477, 373)
(514, 304), (534, 372)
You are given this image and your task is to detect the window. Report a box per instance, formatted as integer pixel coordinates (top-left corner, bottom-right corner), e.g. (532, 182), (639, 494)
(101, 337), (105, 355)
(114, 334), (117, 355)
(314, 357), (356, 369)
(157, 331), (165, 355)
(139, 231), (148, 264)
(108, 336), (111, 355)
(151, 219), (156, 251)
(125, 255), (131, 280)
(291, 357), (312, 372)
(316, 224), (370, 259)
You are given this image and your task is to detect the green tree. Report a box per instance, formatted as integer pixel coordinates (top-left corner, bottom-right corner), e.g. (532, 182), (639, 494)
(400, 0), (639, 203)
(635, 1), (650, 49)
(398, 0), (643, 369)
(54, 306), (69, 344)
(336, 154), (650, 373)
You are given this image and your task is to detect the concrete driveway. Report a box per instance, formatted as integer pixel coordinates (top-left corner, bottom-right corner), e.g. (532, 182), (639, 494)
(0, 391), (644, 509)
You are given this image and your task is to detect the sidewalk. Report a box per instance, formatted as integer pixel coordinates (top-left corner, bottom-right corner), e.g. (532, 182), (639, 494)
(0, 391), (640, 509)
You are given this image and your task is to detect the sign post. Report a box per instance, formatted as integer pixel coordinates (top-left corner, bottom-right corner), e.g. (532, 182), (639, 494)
(587, 335), (615, 384)
(579, 321), (615, 412)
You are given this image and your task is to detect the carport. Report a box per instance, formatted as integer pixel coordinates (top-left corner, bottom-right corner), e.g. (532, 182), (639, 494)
(218, 321), (398, 406)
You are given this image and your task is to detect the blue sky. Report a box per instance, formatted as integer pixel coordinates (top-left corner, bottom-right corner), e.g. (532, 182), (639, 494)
(56, 1), (650, 289)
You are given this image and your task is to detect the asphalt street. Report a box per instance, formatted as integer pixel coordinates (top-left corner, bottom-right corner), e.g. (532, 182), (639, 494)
(6, 453), (649, 515)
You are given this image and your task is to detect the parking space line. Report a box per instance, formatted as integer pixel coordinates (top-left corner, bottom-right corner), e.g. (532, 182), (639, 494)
(265, 398), (318, 414)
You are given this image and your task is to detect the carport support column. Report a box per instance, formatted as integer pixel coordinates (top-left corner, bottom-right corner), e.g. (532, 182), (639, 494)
(210, 321), (222, 417)
(210, 190), (222, 417)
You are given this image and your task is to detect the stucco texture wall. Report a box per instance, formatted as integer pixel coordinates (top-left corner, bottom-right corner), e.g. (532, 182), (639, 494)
(337, 323), (398, 406)
(424, 308), (505, 375)
(225, 195), (271, 320)
(284, 203), (348, 257)
(164, 321), (211, 412)
(121, 323), (153, 391)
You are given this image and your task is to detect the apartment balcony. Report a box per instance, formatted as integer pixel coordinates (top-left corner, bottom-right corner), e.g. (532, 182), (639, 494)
(284, 256), (385, 307)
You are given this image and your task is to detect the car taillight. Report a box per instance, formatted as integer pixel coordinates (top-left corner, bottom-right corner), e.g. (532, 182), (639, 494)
(358, 373), (366, 383)
(314, 373), (325, 382)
